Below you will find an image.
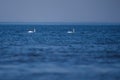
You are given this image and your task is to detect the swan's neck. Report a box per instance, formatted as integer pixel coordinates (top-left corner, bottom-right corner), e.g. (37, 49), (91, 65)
(73, 28), (75, 32)
(34, 28), (36, 32)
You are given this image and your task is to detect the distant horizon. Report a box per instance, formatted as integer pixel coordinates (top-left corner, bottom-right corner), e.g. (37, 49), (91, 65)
(0, 22), (120, 25)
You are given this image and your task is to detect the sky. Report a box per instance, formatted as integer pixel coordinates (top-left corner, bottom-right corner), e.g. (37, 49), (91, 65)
(0, 0), (120, 24)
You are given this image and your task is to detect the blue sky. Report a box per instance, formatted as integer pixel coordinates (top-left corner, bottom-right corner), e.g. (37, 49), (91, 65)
(0, 0), (120, 24)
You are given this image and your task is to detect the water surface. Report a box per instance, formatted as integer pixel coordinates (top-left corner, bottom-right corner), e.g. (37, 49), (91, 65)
(0, 25), (120, 80)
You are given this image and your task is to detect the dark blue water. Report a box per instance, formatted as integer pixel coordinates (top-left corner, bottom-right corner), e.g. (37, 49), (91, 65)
(0, 25), (120, 80)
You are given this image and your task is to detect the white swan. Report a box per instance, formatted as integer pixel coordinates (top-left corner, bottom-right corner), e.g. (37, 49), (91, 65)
(28, 28), (36, 33)
(67, 28), (75, 33)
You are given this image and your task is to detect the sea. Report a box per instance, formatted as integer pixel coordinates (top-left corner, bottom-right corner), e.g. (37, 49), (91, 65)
(0, 25), (120, 80)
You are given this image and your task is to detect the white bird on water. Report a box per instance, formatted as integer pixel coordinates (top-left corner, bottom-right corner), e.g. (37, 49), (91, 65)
(67, 28), (75, 33)
(28, 28), (36, 33)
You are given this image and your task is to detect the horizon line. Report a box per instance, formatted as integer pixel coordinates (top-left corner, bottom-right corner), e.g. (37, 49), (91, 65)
(0, 22), (120, 25)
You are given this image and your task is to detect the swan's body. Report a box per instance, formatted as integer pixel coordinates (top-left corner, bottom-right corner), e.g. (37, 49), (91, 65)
(67, 28), (75, 33)
(28, 28), (36, 33)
